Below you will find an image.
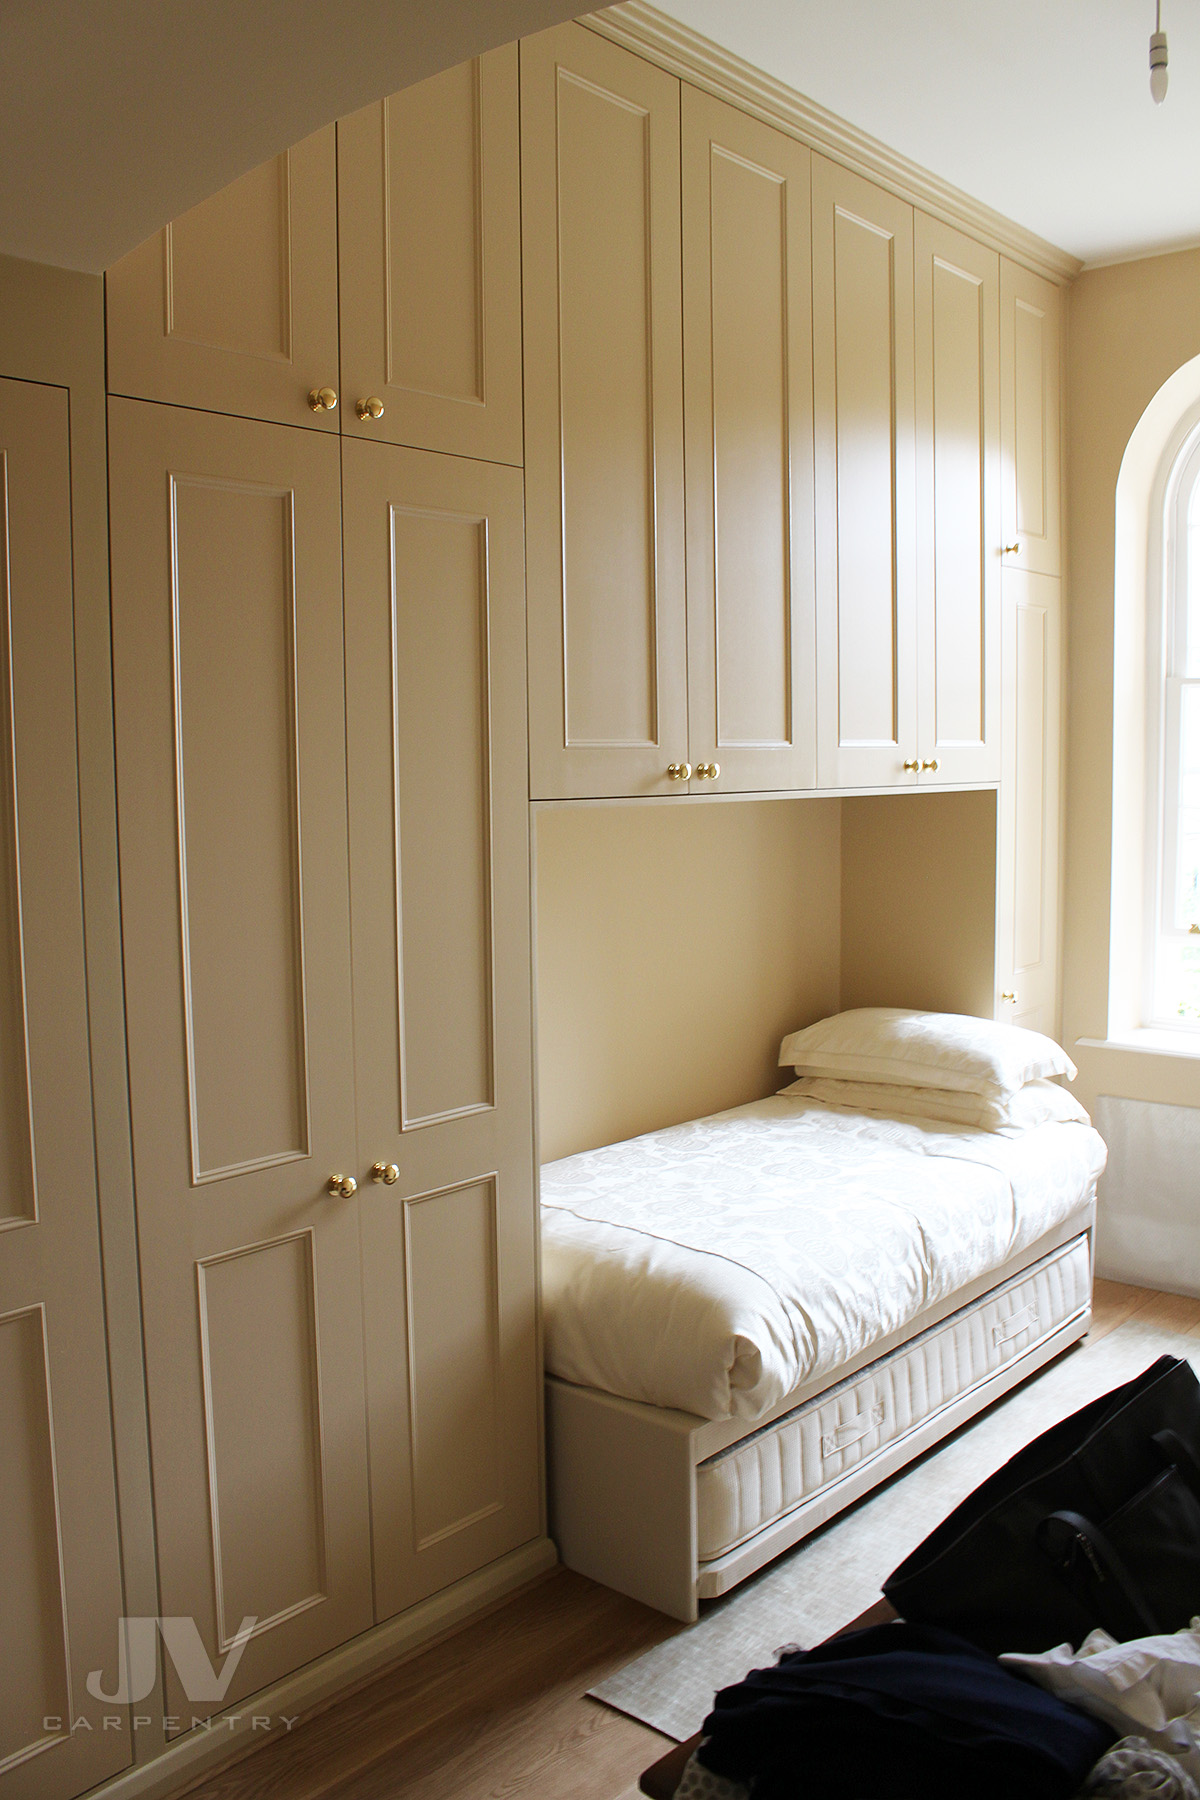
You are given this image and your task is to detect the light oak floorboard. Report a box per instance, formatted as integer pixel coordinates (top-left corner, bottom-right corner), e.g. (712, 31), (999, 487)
(180, 1570), (677, 1800)
(181, 1280), (1199, 1800)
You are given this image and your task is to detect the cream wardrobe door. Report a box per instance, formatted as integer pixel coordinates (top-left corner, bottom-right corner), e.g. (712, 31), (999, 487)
(813, 156), (917, 788)
(996, 569), (1062, 1032)
(105, 128), (340, 431)
(0, 381), (128, 1800)
(914, 213), (1001, 785)
(682, 87), (816, 794)
(1000, 260), (1062, 579)
(338, 48), (522, 464)
(522, 22), (687, 800)
(108, 398), (372, 1726)
(341, 438), (540, 1620)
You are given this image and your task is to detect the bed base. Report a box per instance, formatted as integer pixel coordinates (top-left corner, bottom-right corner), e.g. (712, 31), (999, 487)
(546, 1216), (1095, 1622)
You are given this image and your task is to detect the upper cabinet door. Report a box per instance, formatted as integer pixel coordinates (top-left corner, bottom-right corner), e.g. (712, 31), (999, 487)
(105, 128), (341, 431)
(813, 157), (917, 789)
(682, 88), (816, 795)
(914, 213), (1001, 785)
(1000, 260), (1062, 578)
(522, 23), (688, 800)
(337, 50), (523, 465)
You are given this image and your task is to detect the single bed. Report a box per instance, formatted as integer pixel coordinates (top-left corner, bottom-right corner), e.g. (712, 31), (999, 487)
(541, 1035), (1107, 1621)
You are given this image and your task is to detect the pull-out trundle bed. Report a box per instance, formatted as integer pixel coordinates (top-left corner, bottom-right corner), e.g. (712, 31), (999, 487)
(542, 1087), (1106, 1621)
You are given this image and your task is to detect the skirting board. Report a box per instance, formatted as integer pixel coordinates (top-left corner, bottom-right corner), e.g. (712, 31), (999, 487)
(81, 1536), (558, 1800)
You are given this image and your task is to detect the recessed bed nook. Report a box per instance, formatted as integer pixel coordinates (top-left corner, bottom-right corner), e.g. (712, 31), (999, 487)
(533, 796), (1100, 1620)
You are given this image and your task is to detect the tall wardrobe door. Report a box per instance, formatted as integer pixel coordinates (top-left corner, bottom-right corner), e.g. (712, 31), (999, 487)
(914, 213), (1001, 785)
(996, 569), (1062, 1032)
(0, 381), (128, 1800)
(813, 156), (917, 788)
(108, 398), (372, 1725)
(341, 438), (540, 1620)
(682, 87), (816, 794)
(522, 22), (687, 800)
(1000, 260), (1062, 579)
(105, 128), (340, 431)
(338, 48), (522, 464)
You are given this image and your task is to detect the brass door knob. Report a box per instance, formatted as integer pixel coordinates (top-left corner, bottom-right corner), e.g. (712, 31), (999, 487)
(1003, 541), (1020, 555)
(666, 762), (691, 781)
(308, 386), (338, 413)
(695, 761), (721, 781)
(1001, 991), (1017, 1003)
(902, 758), (920, 772)
(356, 397), (385, 421)
(922, 758), (940, 773)
(326, 1173), (357, 1198)
(371, 1160), (400, 1185)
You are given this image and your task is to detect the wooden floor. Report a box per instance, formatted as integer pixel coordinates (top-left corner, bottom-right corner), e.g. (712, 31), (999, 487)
(181, 1278), (1200, 1800)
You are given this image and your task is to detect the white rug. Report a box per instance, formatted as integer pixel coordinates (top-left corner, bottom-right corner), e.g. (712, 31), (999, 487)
(589, 1317), (1200, 1741)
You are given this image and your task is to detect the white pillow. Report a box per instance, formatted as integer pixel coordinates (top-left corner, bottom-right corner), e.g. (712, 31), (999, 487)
(778, 1074), (1091, 1133)
(777, 1007), (1077, 1101)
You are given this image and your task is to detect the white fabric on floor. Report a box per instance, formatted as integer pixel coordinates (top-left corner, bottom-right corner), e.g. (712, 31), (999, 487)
(1005, 1622), (1200, 1787)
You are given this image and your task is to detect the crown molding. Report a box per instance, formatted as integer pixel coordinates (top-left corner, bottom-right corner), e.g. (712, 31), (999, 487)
(583, 1), (1082, 286)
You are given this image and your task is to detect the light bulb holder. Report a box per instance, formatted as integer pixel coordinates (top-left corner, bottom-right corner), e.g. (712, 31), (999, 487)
(1150, 27), (1169, 102)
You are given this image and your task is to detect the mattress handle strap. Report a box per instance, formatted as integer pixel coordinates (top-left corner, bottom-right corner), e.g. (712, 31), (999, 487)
(820, 1401), (885, 1458)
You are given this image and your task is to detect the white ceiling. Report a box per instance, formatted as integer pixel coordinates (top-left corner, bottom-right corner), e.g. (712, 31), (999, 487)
(652, 0), (1200, 266)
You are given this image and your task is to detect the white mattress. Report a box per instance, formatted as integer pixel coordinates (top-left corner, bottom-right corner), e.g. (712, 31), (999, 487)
(695, 1233), (1092, 1561)
(540, 1095), (1107, 1422)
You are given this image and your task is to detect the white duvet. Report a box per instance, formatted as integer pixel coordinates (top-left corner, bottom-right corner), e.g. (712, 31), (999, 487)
(540, 1094), (1107, 1422)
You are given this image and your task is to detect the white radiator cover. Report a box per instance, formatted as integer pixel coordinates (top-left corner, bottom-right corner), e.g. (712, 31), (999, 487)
(1094, 1094), (1200, 1293)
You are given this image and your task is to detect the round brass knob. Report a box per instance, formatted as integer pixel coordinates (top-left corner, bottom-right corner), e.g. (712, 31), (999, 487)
(902, 758), (920, 772)
(326, 1173), (357, 1198)
(922, 758), (940, 773)
(308, 386), (338, 413)
(356, 397), (385, 421)
(1001, 991), (1017, 1003)
(371, 1160), (400, 1185)
(1003, 541), (1020, 555)
(695, 761), (721, 781)
(666, 762), (691, 781)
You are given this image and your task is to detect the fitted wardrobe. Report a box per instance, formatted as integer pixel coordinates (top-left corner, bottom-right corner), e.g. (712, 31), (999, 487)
(0, 10), (1071, 1800)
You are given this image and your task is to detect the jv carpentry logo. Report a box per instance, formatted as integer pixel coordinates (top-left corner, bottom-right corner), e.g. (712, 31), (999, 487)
(42, 1617), (300, 1737)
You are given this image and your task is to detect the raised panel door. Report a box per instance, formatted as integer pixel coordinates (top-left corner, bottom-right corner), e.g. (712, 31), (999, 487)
(522, 22), (688, 799)
(338, 48), (522, 464)
(1000, 260), (1062, 579)
(108, 398), (372, 1724)
(105, 129), (341, 432)
(813, 156), (917, 788)
(996, 569), (1062, 1031)
(682, 87), (816, 795)
(914, 212), (1001, 785)
(341, 438), (540, 1620)
(0, 379), (128, 1800)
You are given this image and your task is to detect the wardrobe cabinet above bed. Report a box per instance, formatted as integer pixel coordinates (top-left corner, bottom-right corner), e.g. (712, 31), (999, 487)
(521, 25), (1023, 803)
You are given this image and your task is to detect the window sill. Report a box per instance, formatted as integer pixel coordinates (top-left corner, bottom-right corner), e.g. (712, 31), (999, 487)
(1076, 1030), (1200, 1060)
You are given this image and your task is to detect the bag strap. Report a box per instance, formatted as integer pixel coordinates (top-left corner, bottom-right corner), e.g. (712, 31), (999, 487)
(1036, 1509), (1162, 1640)
(1153, 1428), (1200, 1502)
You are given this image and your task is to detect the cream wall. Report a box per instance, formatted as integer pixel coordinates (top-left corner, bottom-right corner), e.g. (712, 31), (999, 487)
(1064, 248), (1200, 1117)
(841, 790), (999, 1020)
(534, 797), (842, 1160)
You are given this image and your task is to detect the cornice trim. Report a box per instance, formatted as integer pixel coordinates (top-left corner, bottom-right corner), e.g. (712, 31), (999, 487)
(583, 1), (1082, 286)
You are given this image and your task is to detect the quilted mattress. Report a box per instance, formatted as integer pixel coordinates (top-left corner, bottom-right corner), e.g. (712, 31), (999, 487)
(695, 1232), (1092, 1562)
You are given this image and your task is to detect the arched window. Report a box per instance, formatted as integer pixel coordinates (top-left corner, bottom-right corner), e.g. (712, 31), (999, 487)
(1149, 423), (1200, 1024)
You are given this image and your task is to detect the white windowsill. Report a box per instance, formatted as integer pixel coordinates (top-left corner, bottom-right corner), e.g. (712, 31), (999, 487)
(1076, 1029), (1200, 1059)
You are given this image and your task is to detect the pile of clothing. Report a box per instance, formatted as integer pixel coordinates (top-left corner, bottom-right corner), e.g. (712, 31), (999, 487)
(677, 1617), (1200, 1800)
